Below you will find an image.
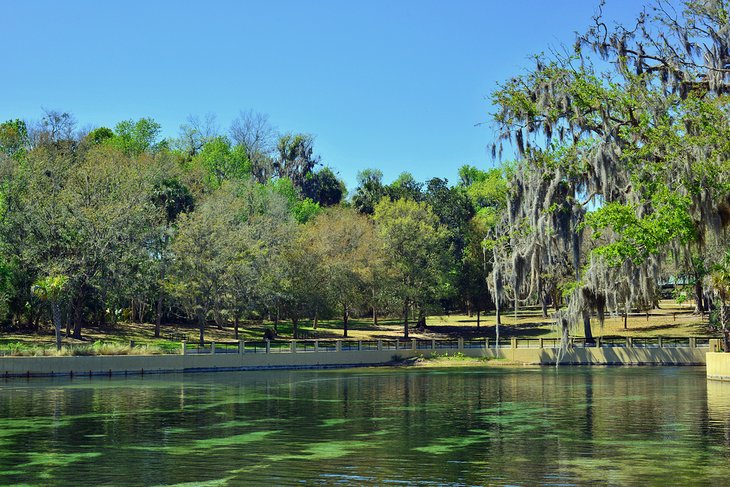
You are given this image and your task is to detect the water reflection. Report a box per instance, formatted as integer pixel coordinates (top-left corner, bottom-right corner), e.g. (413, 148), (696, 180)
(0, 367), (727, 485)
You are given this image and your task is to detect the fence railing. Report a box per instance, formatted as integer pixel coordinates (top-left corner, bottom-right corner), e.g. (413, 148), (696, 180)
(0, 336), (720, 357)
(175, 336), (720, 355)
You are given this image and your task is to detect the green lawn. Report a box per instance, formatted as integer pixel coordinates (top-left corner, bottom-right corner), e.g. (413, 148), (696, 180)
(0, 300), (717, 354)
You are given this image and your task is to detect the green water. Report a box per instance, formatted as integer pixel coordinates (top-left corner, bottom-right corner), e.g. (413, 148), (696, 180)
(1, 367), (729, 486)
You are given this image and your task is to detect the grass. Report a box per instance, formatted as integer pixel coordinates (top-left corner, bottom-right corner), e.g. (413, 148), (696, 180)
(1, 341), (167, 357)
(0, 300), (717, 355)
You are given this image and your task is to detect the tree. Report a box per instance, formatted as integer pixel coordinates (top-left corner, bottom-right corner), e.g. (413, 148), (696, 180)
(0, 119), (29, 158)
(302, 167), (346, 206)
(33, 109), (76, 147)
(166, 187), (240, 344)
(270, 177), (321, 223)
(176, 113), (219, 158)
(7, 144), (161, 338)
(302, 207), (378, 337)
(230, 110), (277, 183)
(386, 172), (423, 202)
(489, 1), (730, 343)
(111, 118), (165, 156)
(32, 275), (67, 350)
(193, 136), (251, 189)
(85, 127), (114, 146)
(352, 169), (386, 214)
(374, 198), (451, 338)
(274, 133), (320, 190)
(150, 175), (195, 337)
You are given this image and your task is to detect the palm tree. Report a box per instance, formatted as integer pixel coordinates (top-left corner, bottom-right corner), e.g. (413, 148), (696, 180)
(32, 275), (68, 350)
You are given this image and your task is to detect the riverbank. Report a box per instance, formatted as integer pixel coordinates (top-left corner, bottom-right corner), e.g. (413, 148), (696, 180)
(0, 337), (721, 379)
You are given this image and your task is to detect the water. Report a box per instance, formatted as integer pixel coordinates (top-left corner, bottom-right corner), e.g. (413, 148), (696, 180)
(1, 366), (729, 486)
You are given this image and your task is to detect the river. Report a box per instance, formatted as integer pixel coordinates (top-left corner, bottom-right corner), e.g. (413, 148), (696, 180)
(1, 366), (728, 485)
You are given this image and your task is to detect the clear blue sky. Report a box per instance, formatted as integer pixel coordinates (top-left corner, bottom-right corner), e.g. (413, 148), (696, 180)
(3, 0), (643, 191)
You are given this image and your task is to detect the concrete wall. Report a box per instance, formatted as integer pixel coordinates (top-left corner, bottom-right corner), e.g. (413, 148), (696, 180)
(0, 338), (721, 378)
(706, 352), (730, 381)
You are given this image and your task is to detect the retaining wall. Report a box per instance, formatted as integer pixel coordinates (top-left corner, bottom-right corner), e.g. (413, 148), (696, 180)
(0, 337), (721, 378)
(706, 352), (730, 381)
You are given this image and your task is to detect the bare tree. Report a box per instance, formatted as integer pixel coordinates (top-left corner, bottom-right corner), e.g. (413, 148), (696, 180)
(29, 109), (77, 148)
(176, 113), (219, 157)
(229, 110), (277, 183)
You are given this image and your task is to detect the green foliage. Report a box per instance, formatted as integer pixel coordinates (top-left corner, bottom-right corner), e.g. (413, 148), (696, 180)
(387, 172), (423, 201)
(584, 189), (695, 266)
(353, 169), (386, 214)
(302, 167), (345, 206)
(193, 136), (251, 189)
(31, 275), (68, 302)
(269, 177), (321, 223)
(111, 118), (166, 156)
(86, 127), (114, 146)
(374, 198), (453, 333)
(0, 119), (29, 158)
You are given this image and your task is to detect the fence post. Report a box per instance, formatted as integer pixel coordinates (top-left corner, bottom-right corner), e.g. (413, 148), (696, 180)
(377, 339), (382, 351)
(265, 340), (271, 354)
(210, 341), (216, 354)
(539, 338), (544, 349)
(411, 339), (417, 351)
(314, 340), (319, 352)
(595, 336), (601, 348)
(485, 338), (489, 349)
(626, 337), (633, 348)
(458, 337), (464, 350)
(336, 340), (342, 352)
(689, 337), (696, 348)
(432, 339), (436, 350)
(358, 340), (363, 351)
(181, 341), (187, 356)
(239, 340), (245, 354)
(510, 337), (517, 349)
(657, 336), (663, 348)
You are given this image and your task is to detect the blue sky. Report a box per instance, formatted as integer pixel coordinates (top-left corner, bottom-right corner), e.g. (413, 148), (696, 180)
(3, 0), (644, 191)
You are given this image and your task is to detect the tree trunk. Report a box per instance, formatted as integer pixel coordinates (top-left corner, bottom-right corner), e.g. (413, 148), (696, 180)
(292, 316), (299, 339)
(313, 309), (318, 330)
(493, 266), (502, 325)
(155, 293), (163, 338)
(403, 301), (409, 339)
(52, 302), (62, 350)
(541, 293), (549, 318)
(719, 296), (729, 352)
(198, 314), (205, 345)
(343, 305), (349, 338)
(99, 289), (107, 328)
(583, 310), (594, 344)
(71, 291), (84, 339)
(234, 315), (239, 340)
(623, 312), (628, 330)
(477, 310), (480, 328)
(694, 280), (705, 314)
(274, 305), (279, 334)
(372, 287), (378, 326)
